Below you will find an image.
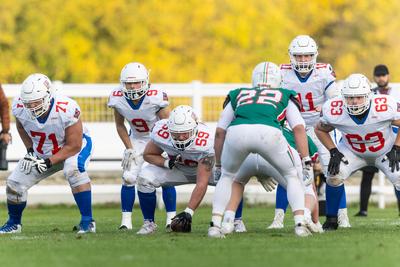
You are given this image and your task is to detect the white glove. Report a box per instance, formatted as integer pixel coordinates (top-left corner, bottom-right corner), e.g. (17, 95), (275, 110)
(35, 158), (52, 174)
(302, 156), (314, 186)
(213, 165), (222, 183)
(20, 150), (37, 175)
(257, 177), (278, 192)
(122, 148), (137, 171)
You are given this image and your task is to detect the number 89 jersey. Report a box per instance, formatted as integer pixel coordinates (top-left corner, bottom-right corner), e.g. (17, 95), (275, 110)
(320, 95), (400, 158)
(12, 93), (86, 159)
(150, 119), (215, 177)
(108, 86), (169, 140)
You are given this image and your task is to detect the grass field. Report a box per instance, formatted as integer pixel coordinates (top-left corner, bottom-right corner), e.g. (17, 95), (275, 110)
(0, 204), (400, 267)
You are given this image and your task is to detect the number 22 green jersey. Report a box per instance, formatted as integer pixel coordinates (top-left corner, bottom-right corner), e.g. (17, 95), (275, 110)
(228, 87), (298, 129)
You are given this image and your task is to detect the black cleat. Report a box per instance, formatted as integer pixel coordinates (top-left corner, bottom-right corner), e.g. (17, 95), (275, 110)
(322, 216), (338, 231)
(354, 211), (368, 217)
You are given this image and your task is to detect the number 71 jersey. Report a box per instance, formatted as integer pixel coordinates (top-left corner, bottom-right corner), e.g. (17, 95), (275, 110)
(12, 93), (86, 159)
(320, 95), (400, 157)
(108, 87), (168, 140)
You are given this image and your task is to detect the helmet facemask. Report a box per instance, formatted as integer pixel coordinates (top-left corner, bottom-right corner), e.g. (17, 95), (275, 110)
(341, 73), (372, 116)
(120, 62), (150, 100)
(288, 35), (318, 74)
(23, 96), (52, 119)
(122, 79), (149, 100)
(343, 94), (371, 115)
(289, 53), (317, 73)
(167, 105), (199, 151)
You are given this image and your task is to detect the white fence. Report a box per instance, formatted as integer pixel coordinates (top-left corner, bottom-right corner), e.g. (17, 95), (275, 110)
(1, 82), (399, 207)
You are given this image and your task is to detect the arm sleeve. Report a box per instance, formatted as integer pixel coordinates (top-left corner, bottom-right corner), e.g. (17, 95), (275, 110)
(286, 100), (305, 129)
(216, 102), (235, 130)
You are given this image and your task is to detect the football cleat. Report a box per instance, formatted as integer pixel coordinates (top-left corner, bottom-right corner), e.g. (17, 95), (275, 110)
(267, 209), (285, 229)
(136, 220), (157, 235)
(338, 209), (351, 228)
(221, 221), (234, 235)
(233, 219), (247, 233)
(0, 222), (22, 234)
(322, 216), (339, 231)
(354, 211), (368, 217)
(77, 220), (96, 234)
(208, 222), (225, 238)
(294, 223), (312, 237)
(305, 217), (323, 233)
(73, 219), (96, 232)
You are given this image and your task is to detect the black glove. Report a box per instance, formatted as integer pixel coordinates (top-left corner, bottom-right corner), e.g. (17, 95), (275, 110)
(165, 155), (181, 170)
(328, 148), (348, 175)
(170, 211), (192, 232)
(35, 158), (52, 174)
(382, 145), (400, 172)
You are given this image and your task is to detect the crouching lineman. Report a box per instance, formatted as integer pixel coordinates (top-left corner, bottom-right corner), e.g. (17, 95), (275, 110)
(136, 105), (243, 234)
(208, 62), (315, 238)
(0, 73), (94, 234)
(108, 62), (176, 231)
(315, 73), (400, 230)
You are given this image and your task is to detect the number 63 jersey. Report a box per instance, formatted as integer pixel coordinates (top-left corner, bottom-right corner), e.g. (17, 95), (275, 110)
(150, 119), (215, 177)
(320, 95), (400, 158)
(12, 93), (87, 159)
(108, 86), (168, 141)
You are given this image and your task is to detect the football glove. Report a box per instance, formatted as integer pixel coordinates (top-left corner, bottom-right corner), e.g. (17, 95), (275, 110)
(213, 165), (222, 183)
(164, 155), (181, 170)
(301, 156), (314, 186)
(170, 211), (192, 232)
(121, 148), (137, 171)
(35, 158), (52, 174)
(20, 148), (36, 175)
(328, 148), (348, 176)
(257, 177), (277, 192)
(382, 145), (400, 172)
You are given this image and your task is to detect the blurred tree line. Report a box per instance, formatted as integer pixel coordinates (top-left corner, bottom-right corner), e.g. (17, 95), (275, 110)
(0, 0), (399, 83)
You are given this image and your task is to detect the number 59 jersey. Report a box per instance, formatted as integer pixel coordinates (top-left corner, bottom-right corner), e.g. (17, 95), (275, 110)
(12, 93), (87, 159)
(108, 86), (169, 141)
(320, 95), (400, 158)
(150, 119), (215, 177)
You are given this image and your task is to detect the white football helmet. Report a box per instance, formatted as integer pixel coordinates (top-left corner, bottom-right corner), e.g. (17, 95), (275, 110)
(252, 62), (282, 89)
(341, 74), (372, 115)
(20, 73), (53, 118)
(288, 35), (318, 73)
(120, 62), (149, 100)
(167, 105), (198, 150)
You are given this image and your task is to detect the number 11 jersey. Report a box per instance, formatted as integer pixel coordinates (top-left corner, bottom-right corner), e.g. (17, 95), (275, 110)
(108, 86), (169, 141)
(320, 95), (400, 158)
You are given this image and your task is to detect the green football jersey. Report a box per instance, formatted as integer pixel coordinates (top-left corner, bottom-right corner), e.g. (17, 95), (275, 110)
(282, 127), (319, 161)
(228, 87), (298, 129)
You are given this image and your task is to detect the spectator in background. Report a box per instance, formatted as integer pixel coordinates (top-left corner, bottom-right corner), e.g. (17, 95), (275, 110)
(355, 65), (400, 217)
(0, 84), (11, 144)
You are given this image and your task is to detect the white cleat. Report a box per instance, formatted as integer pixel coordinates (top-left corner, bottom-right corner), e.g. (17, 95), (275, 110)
(338, 209), (351, 228)
(77, 221), (96, 234)
(221, 221), (234, 235)
(233, 219), (247, 233)
(208, 225), (225, 238)
(119, 224), (132, 230)
(267, 209), (285, 229)
(295, 223), (312, 237)
(136, 220), (157, 235)
(305, 217), (323, 233)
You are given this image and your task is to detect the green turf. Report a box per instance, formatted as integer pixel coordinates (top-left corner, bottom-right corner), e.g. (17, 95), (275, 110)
(0, 204), (400, 267)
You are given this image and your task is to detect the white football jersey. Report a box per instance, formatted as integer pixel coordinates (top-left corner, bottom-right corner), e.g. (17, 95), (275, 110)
(108, 86), (168, 140)
(150, 119), (215, 177)
(281, 63), (338, 127)
(12, 93), (86, 159)
(320, 95), (400, 158)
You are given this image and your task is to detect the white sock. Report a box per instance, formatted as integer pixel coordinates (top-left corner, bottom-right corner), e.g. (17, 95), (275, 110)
(294, 215), (304, 225)
(122, 212), (132, 221)
(287, 177), (305, 212)
(211, 177), (233, 223)
(166, 211), (176, 225)
(212, 215), (223, 228)
(223, 210), (235, 223)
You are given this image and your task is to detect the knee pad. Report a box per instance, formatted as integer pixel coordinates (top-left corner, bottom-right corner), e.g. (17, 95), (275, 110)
(64, 166), (90, 188)
(326, 176), (344, 187)
(122, 169), (139, 186)
(6, 180), (27, 203)
(137, 175), (157, 193)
